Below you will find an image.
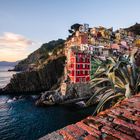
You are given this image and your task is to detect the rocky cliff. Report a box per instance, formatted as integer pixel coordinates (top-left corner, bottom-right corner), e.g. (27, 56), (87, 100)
(3, 55), (66, 93)
(14, 39), (65, 71)
(1, 39), (66, 94)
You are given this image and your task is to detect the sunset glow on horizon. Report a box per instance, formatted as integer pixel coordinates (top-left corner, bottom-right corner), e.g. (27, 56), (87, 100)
(0, 32), (39, 61)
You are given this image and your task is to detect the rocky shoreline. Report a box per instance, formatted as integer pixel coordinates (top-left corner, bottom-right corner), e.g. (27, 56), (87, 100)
(2, 56), (66, 94)
(35, 83), (93, 107)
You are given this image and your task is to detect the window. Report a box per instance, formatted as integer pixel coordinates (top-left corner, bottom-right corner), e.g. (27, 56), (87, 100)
(77, 71), (80, 75)
(83, 71), (85, 75)
(83, 64), (85, 68)
(87, 65), (90, 69)
(76, 57), (80, 62)
(87, 58), (90, 62)
(83, 58), (85, 62)
(77, 64), (80, 68)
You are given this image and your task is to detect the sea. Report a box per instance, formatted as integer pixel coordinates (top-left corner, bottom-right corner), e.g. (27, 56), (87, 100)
(0, 66), (16, 89)
(0, 66), (94, 140)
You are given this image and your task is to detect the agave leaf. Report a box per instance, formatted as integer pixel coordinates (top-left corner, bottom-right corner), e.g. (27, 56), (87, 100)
(115, 76), (125, 89)
(131, 63), (137, 86)
(115, 87), (126, 94)
(86, 86), (110, 106)
(107, 63), (115, 70)
(136, 75), (140, 87)
(90, 55), (139, 115)
(114, 61), (121, 70)
(92, 90), (114, 114)
(125, 83), (132, 98)
(93, 93), (123, 115)
(95, 66), (104, 73)
(90, 78), (111, 89)
(107, 57), (117, 64)
(129, 65), (135, 88)
(93, 70), (106, 78)
(136, 76), (140, 92)
(119, 68), (129, 84)
(108, 71), (115, 84)
(90, 78), (106, 83)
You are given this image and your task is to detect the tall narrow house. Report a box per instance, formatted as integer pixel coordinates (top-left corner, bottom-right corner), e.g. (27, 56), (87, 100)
(64, 24), (91, 83)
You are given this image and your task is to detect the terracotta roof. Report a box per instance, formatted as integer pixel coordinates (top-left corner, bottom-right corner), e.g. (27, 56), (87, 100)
(39, 93), (140, 140)
(111, 44), (120, 50)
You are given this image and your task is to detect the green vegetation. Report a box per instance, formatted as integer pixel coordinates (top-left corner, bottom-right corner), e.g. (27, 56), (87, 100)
(86, 55), (140, 115)
(67, 23), (82, 39)
(68, 23), (82, 34)
(90, 57), (102, 79)
(15, 39), (65, 71)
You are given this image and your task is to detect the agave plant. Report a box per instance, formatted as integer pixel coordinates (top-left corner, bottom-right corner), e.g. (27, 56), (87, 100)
(86, 55), (140, 115)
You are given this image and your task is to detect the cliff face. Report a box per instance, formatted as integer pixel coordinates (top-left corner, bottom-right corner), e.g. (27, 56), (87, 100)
(0, 39), (66, 94)
(4, 56), (66, 93)
(14, 39), (65, 71)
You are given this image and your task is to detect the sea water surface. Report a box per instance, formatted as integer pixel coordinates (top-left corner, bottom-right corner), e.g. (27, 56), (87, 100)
(0, 66), (94, 140)
(0, 66), (16, 89)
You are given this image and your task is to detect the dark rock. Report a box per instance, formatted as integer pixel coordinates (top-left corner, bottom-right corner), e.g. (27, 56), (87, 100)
(36, 83), (92, 107)
(35, 90), (63, 106)
(3, 56), (66, 94)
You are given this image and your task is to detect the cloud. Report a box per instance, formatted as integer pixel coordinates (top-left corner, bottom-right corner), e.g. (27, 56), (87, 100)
(0, 32), (33, 49)
(0, 32), (39, 61)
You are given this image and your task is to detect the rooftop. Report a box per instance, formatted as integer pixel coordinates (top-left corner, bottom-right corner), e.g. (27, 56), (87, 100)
(39, 93), (140, 140)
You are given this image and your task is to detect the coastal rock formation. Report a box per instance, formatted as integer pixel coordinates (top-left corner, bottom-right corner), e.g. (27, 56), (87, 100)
(3, 56), (66, 93)
(36, 83), (92, 106)
(35, 91), (61, 106)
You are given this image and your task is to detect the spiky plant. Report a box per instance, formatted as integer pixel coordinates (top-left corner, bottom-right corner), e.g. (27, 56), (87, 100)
(86, 55), (140, 115)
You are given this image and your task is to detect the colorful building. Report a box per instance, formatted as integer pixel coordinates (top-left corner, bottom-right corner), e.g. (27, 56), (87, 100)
(66, 49), (91, 83)
(64, 23), (136, 84)
(135, 39), (140, 48)
(64, 24), (91, 83)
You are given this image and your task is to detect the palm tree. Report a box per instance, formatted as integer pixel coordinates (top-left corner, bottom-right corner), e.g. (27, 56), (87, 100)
(86, 55), (140, 115)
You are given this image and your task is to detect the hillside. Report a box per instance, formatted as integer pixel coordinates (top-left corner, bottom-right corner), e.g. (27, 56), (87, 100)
(14, 39), (65, 71)
(4, 56), (66, 93)
(125, 23), (140, 35)
(1, 39), (66, 93)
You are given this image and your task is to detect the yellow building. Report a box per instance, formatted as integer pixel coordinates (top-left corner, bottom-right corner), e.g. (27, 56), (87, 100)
(135, 39), (140, 47)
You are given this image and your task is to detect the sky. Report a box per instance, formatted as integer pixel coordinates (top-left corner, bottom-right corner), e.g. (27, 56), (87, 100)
(0, 0), (140, 62)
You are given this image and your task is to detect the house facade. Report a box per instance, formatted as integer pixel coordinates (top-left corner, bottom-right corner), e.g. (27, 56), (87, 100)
(66, 49), (91, 83)
(64, 24), (91, 83)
